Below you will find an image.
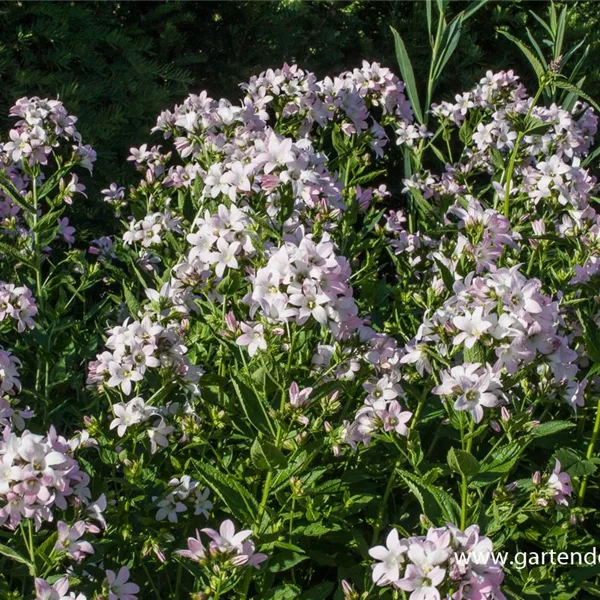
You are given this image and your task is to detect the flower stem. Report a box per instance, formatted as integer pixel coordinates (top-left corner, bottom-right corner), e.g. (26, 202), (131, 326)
(371, 459), (401, 545)
(460, 419), (474, 530)
(578, 397), (600, 506)
(503, 83), (545, 218)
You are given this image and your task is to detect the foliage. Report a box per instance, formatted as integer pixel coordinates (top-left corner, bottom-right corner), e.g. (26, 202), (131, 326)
(1, 2), (600, 600)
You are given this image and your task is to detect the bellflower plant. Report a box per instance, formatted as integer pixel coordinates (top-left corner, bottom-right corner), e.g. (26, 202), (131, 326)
(1, 3), (600, 598)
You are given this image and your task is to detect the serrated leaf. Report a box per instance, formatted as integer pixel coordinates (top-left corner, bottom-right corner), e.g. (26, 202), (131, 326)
(529, 421), (574, 438)
(499, 30), (545, 82)
(0, 241), (34, 268)
(194, 462), (257, 522)
(399, 469), (460, 524)
(463, 343), (487, 365)
(231, 378), (275, 436)
(471, 441), (523, 487)
(434, 258), (455, 292)
(251, 438), (286, 471)
(122, 283), (142, 317)
(448, 447), (480, 476)
(0, 542), (34, 573)
(552, 79), (600, 114)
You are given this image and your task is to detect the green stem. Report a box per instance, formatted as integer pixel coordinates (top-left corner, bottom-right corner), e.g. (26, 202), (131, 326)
(578, 397), (600, 506)
(460, 420), (474, 530)
(21, 520), (36, 576)
(213, 575), (222, 600)
(503, 83), (545, 218)
(371, 459), (401, 545)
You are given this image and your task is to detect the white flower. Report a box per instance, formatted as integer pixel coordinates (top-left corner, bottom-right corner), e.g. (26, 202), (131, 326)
(212, 238), (241, 278)
(452, 307), (495, 348)
(194, 487), (213, 518)
(109, 398), (147, 436)
(236, 322), (267, 356)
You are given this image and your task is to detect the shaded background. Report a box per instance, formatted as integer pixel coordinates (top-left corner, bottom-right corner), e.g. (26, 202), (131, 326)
(0, 1), (597, 195)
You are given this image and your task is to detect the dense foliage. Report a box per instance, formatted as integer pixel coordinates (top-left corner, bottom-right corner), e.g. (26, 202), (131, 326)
(1, 2), (600, 599)
(2, 0), (599, 195)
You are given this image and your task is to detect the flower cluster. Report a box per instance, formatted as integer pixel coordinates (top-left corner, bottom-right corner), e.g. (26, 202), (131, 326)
(87, 315), (202, 396)
(400, 266), (581, 420)
(0, 427), (95, 529)
(0, 281), (37, 332)
(426, 70), (597, 233)
(241, 230), (359, 343)
(175, 203), (256, 287)
(150, 92), (345, 236)
(241, 61), (414, 147)
(369, 524), (505, 600)
(123, 211), (182, 248)
(177, 519), (267, 569)
(154, 475), (212, 523)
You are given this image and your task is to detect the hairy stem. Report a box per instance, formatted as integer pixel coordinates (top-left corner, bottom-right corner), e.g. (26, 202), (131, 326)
(578, 397), (600, 506)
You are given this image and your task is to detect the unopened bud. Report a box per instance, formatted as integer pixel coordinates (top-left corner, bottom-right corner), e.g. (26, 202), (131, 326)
(225, 311), (238, 333)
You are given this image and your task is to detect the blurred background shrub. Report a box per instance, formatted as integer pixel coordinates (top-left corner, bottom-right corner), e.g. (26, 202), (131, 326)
(0, 0), (598, 199)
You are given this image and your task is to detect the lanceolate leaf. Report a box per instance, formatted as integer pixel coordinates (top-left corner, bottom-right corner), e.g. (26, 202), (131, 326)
(499, 30), (545, 82)
(0, 543), (34, 574)
(231, 378), (276, 436)
(194, 461), (258, 522)
(390, 26), (423, 124)
(552, 79), (600, 114)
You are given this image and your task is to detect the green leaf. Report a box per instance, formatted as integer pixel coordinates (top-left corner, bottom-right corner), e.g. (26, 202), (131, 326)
(268, 550), (308, 572)
(523, 116), (553, 136)
(434, 258), (455, 292)
(123, 283), (142, 317)
(0, 241), (35, 269)
(293, 522), (342, 537)
(458, 120), (473, 145)
(399, 469), (461, 523)
(463, 343), (487, 365)
(390, 26), (423, 124)
(461, 0), (490, 21)
(0, 180), (34, 212)
(0, 542), (34, 573)
(331, 125), (347, 156)
(529, 421), (574, 439)
(250, 438), (287, 471)
(231, 378), (275, 437)
(300, 582), (335, 599)
(578, 312), (600, 364)
(448, 447), (480, 477)
(432, 15), (463, 84)
(263, 585), (303, 600)
(470, 441), (523, 487)
(216, 270), (241, 295)
(498, 30), (545, 82)
(551, 79), (600, 114)
(194, 462), (258, 522)
(554, 448), (596, 477)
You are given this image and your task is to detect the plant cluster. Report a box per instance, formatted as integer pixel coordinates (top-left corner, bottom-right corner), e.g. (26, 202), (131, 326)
(1, 5), (600, 600)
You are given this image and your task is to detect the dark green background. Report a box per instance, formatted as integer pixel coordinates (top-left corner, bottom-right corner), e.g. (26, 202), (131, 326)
(1, 1), (597, 193)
